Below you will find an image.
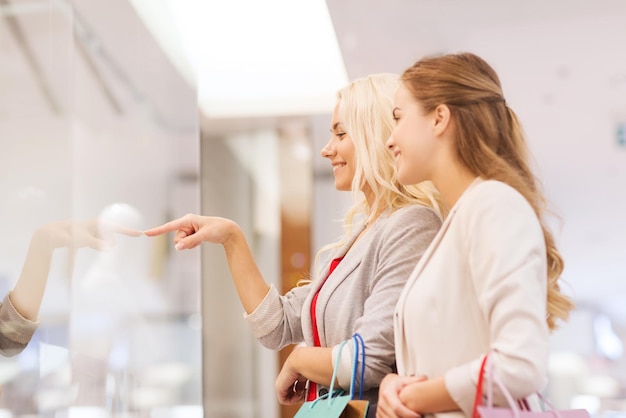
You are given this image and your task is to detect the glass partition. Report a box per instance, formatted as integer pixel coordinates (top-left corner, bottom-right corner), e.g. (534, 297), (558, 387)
(0, 1), (201, 416)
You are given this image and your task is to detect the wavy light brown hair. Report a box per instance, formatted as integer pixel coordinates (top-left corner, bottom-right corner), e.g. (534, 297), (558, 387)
(401, 52), (573, 330)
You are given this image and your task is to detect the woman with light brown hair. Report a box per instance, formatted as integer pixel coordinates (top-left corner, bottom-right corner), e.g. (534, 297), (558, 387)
(378, 52), (574, 418)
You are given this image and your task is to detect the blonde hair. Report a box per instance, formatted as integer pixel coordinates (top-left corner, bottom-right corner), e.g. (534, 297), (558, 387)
(401, 52), (573, 330)
(312, 74), (445, 279)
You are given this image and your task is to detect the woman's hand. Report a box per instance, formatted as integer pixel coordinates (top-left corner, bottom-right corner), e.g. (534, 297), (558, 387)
(9, 218), (142, 322)
(146, 213), (270, 313)
(275, 351), (308, 405)
(144, 214), (238, 250)
(377, 373), (426, 418)
(32, 218), (141, 253)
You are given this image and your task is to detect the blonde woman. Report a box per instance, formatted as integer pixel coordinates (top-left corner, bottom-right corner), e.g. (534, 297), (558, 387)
(378, 52), (575, 418)
(144, 74), (444, 417)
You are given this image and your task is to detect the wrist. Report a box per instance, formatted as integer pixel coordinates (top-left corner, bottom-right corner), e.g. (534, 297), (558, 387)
(288, 346), (304, 371)
(400, 382), (420, 412)
(28, 231), (56, 257)
(221, 220), (244, 246)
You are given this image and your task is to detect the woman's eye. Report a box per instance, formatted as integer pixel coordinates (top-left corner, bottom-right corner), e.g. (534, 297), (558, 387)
(337, 132), (346, 138)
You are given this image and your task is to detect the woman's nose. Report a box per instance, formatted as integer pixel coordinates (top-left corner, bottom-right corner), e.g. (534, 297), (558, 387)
(320, 141), (335, 158)
(386, 136), (394, 150)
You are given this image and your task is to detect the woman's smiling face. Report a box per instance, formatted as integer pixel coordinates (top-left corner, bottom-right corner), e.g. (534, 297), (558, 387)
(387, 83), (437, 186)
(321, 101), (357, 191)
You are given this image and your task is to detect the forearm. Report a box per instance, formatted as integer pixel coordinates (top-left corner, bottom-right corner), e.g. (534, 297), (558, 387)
(400, 377), (458, 414)
(222, 225), (271, 314)
(289, 346), (335, 386)
(11, 237), (54, 321)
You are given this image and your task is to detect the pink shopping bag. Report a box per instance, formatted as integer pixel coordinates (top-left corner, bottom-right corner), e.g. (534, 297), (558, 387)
(472, 354), (590, 418)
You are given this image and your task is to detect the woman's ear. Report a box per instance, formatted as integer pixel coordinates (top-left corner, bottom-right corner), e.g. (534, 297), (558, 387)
(433, 104), (452, 136)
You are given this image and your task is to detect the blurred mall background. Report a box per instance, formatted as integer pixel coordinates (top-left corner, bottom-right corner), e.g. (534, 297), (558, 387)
(0, 0), (625, 417)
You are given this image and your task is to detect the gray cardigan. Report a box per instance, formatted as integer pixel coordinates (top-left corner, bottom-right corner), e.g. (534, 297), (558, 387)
(245, 204), (441, 403)
(0, 293), (38, 356)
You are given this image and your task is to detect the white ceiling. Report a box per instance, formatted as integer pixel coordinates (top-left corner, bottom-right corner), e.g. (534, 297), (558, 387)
(326, 0), (626, 79)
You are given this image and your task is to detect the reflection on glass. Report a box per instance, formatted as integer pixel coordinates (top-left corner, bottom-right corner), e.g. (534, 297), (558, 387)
(2, 216), (141, 353)
(0, 1), (201, 416)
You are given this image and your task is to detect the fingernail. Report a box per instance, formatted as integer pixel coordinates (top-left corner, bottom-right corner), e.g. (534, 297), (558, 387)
(175, 242), (185, 250)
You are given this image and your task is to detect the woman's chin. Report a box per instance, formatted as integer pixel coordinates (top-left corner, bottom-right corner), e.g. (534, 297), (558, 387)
(334, 183), (351, 192)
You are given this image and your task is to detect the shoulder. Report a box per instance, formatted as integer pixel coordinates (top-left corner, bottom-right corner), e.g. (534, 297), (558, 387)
(459, 180), (541, 240)
(468, 179), (526, 205)
(388, 204), (441, 224)
(463, 180), (534, 217)
(378, 204), (442, 236)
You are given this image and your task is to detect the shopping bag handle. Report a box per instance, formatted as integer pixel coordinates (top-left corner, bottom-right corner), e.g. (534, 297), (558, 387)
(473, 352), (563, 418)
(308, 334), (366, 411)
(351, 333), (366, 400)
(472, 354), (490, 418)
(324, 339), (349, 405)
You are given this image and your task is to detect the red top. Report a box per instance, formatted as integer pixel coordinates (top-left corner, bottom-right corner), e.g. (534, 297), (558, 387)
(306, 256), (344, 401)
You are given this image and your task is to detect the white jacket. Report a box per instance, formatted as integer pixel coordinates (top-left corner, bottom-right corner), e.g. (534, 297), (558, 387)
(394, 179), (550, 418)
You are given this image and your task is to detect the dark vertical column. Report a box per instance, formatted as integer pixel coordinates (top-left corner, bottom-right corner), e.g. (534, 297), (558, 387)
(278, 122), (312, 418)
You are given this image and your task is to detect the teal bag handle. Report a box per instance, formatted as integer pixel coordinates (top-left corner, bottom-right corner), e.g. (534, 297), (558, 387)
(295, 336), (368, 417)
(327, 338), (349, 405)
(307, 338), (349, 409)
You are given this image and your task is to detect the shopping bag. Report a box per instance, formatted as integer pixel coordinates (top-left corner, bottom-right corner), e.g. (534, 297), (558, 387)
(472, 353), (590, 418)
(293, 389), (369, 417)
(341, 399), (369, 418)
(294, 334), (369, 418)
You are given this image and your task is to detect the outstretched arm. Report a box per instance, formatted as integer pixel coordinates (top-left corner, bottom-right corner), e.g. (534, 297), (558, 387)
(10, 228), (55, 321)
(144, 214), (270, 314)
(10, 219), (141, 321)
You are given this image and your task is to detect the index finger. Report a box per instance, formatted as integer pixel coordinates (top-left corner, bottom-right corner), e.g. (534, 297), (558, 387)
(107, 224), (143, 237)
(111, 225), (143, 237)
(144, 218), (186, 237)
(96, 219), (143, 237)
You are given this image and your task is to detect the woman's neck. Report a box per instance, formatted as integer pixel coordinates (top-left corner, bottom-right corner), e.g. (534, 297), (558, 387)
(362, 184), (375, 209)
(361, 185), (384, 222)
(434, 164), (478, 209)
